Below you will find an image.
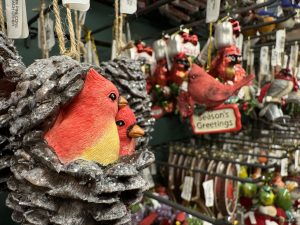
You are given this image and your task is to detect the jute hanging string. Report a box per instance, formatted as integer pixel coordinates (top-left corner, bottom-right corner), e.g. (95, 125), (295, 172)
(40, 0), (49, 58)
(0, 0), (6, 33)
(53, 0), (79, 59)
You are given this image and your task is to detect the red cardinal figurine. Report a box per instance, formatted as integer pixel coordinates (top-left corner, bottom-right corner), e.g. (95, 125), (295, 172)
(45, 69), (128, 165)
(116, 105), (145, 156)
(188, 64), (255, 109)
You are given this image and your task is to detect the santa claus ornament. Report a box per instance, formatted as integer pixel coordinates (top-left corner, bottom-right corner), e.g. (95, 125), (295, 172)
(0, 33), (154, 225)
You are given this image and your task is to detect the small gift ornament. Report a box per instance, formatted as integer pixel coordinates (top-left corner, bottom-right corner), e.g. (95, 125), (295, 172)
(131, 41), (157, 79)
(167, 30), (200, 59)
(214, 21), (234, 50)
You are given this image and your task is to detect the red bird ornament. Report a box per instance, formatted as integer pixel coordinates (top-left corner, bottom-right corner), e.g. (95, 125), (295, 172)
(45, 69), (128, 165)
(188, 64), (255, 109)
(116, 105), (145, 156)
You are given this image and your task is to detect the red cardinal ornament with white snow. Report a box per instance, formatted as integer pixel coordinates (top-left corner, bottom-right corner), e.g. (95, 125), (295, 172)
(116, 105), (145, 156)
(45, 69), (128, 165)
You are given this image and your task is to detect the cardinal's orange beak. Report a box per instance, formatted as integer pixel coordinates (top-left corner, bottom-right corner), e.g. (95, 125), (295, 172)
(118, 96), (128, 108)
(128, 124), (145, 138)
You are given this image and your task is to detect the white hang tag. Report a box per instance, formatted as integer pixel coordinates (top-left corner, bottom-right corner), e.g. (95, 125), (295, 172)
(276, 29), (286, 53)
(150, 163), (157, 175)
(142, 168), (155, 189)
(249, 211), (257, 225)
(120, 0), (137, 14)
(277, 5), (283, 17)
(180, 81), (188, 92)
(165, 45), (171, 71)
(6, 0), (29, 39)
(260, 46), (269, 61)
(266, 220), (278, 225)
(203, 179), (214, 207)
(281, 158), (289, 176)
(206, 0), (221, 23)
(84, 40), (92, 64)
(181, 176), (194, 201)
(235, 34), (244, 52)
(21, 0), (29, 38)
(62, 0), (90, 12)
(111, 40), (117, 60)
(295, 150), (299, 169)
(45, 17), (55, 50)
(92, 43), (100, 66)
(283, 54), (289, 69)
(290, 44), (299, 69)
(243, 41), (249, 59)
(79, 11), (87, 24)
(247, 50), (254, 67)
(203, 222), (212, 225)
(271, 49), (279, 66)
(37, 17), (44, 49)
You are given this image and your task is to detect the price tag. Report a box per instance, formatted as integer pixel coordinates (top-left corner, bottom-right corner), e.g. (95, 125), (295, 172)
(203, 179), (214, 207)
(271, 49), (279, 66)
(283, 54), (288, 69)
(266, 220), (278, 225)
(290, 44), (299, 69)
(206, 0), (221, 23)
(142, 168), (154, 189)
(203, 222), (212, 225)
(234, 34), (244, 52)
(62, 0), (90, 11)
(120, 0), (137, 14)
(150, 163), (157, 175)
(260, 46), (269, 61)
(295, 150), (299, 169)
(276, 29), (286, 53)
(247, 50), (254, 67)
(277, 5), (283, 16)
(281, 158), (288, 176)
(198, 37), (214, 65)
(38, 16), (55, 50)
(6, 0), (29, 39)
(111, 40), (117, 60)
(249, 211), (257, 225)
(243, 41), (249, 59)
(181, 176), (194, 201)
(180, 81), (188, 92)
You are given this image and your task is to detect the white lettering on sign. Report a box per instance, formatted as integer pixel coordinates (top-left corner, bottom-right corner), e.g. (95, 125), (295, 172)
(191, 105), (241, 134)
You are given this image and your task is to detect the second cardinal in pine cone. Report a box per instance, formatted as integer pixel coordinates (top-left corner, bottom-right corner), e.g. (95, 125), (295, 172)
(188, 64), (255, 109)
(209, 45), (245, 83)
(116, 105), (145, 156)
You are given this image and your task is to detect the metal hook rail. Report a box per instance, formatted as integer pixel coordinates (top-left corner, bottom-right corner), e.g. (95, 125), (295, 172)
(140, 0), (278, 41)
(144, 192), (232, 225)
(156, 161), (264, 183)
(241, 11), (297, 31)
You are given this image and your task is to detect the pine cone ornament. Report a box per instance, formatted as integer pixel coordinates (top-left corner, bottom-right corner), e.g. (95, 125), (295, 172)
(0, 34), (154, 225)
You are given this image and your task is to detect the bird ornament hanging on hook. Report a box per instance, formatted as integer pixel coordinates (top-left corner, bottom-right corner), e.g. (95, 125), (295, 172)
(177, 19), (254, 134)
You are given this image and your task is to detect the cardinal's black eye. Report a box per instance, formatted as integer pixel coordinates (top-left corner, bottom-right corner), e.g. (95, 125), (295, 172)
(109, 93), (117, 101)
(116, 120), (125, 126)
